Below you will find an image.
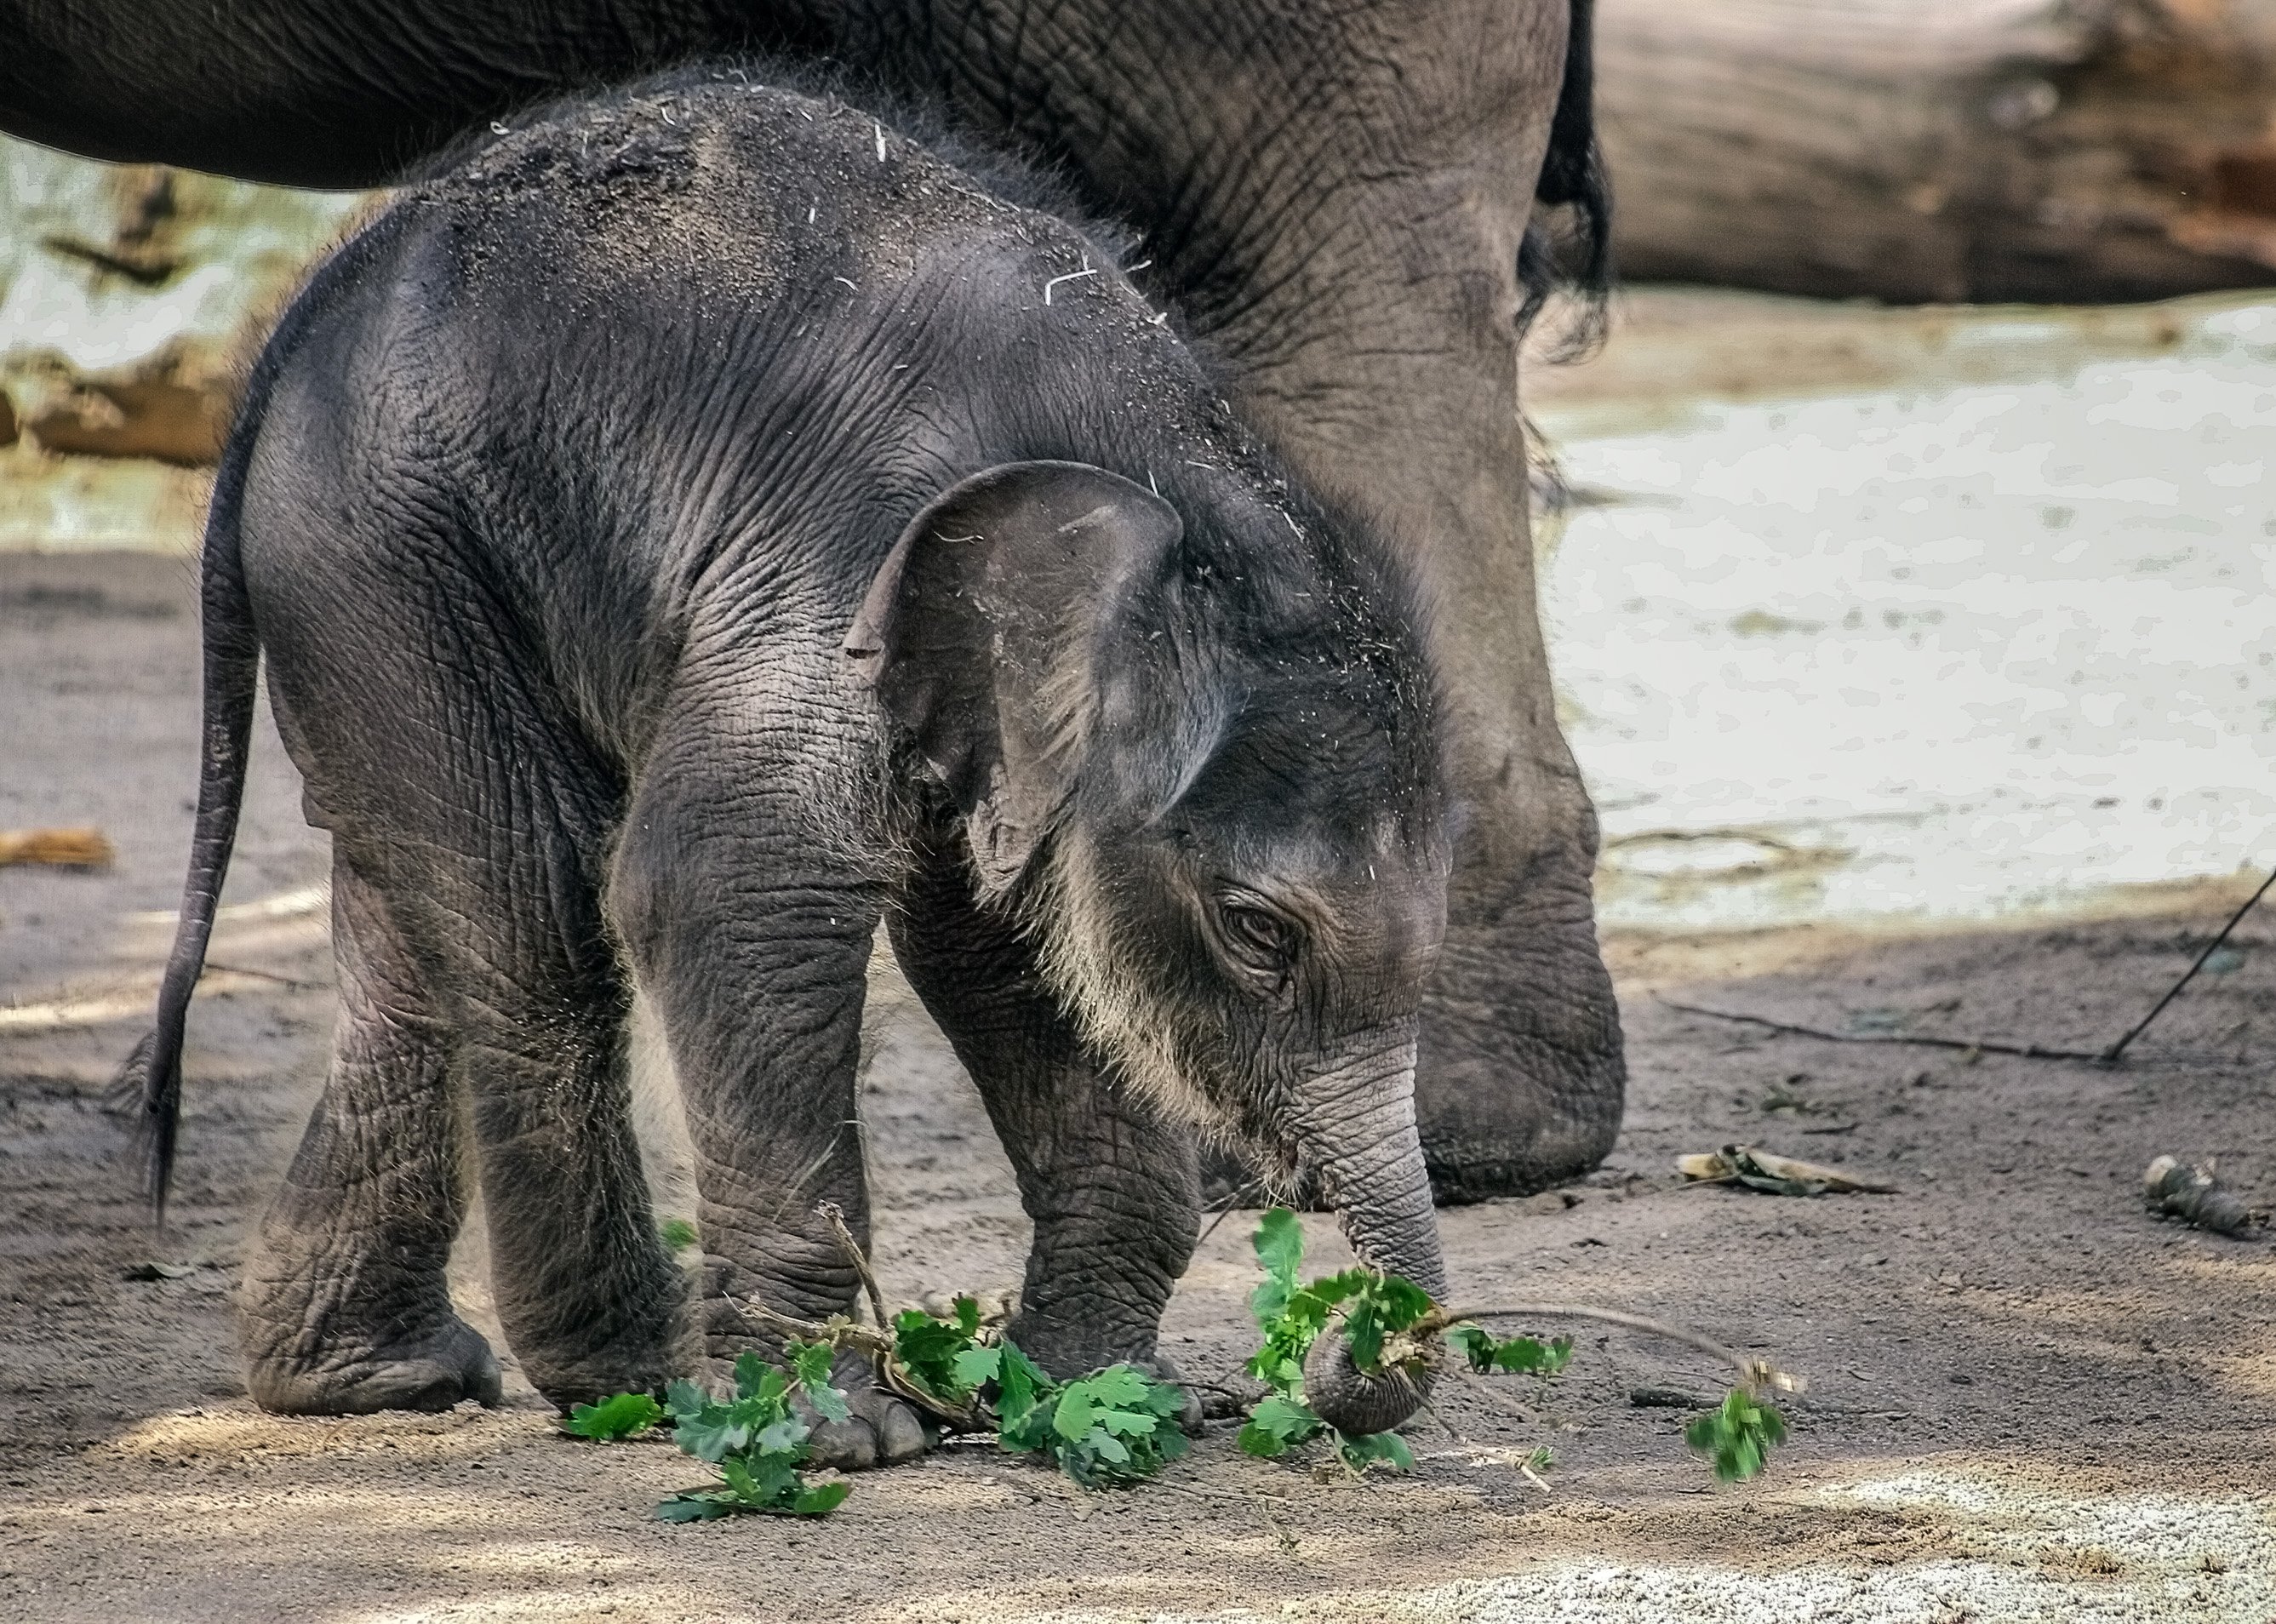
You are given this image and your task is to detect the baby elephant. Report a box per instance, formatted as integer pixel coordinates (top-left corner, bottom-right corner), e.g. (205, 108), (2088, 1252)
(131, 69), (1452, 1464)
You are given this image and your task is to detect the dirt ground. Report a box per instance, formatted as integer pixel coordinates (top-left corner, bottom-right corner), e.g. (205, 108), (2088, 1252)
(4, 549), (2273, 1621)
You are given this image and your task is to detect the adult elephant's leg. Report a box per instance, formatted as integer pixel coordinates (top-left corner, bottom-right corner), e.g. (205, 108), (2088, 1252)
(861, 0), (1626, 1199)
(240, 856), (500, 1414)
(886, 836), (1199, 1382)
(609, 706), (924, 1469)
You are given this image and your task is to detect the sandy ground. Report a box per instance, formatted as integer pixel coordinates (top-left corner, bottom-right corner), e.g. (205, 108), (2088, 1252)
(5, 550), (2275, 1621)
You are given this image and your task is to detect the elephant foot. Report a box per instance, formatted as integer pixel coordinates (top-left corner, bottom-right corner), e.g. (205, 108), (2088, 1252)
(245, 1315), (503, 1415)
(522, 1350), (678, 1415)
(805, 1383), (930, 1470)
(513, 1309), (686, 1415)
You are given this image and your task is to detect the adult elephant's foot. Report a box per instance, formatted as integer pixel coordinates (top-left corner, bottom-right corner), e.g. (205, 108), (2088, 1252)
(243, 1314), (502, 1415)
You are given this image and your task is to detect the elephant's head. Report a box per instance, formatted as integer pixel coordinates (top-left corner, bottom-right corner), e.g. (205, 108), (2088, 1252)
(849, 459), (1451, 1433)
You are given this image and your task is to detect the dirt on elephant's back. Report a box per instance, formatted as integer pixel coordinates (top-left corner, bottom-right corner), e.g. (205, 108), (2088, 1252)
(3, 550), (2272, 1621)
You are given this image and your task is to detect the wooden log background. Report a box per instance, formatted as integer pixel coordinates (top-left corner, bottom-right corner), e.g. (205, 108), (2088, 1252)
(1595, 0), (2276, 301)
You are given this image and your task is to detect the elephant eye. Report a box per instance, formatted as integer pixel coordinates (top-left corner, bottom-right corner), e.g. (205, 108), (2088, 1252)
(1216, 898), (1299, 972)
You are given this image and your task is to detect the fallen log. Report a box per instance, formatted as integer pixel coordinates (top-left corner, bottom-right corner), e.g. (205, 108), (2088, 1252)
(1595, 0), (2276, 301)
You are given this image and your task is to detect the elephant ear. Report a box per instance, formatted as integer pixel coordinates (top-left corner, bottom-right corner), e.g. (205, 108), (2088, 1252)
(845, 460), (1184, 896)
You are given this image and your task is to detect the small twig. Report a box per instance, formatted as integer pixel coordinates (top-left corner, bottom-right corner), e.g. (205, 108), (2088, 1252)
(1043, 259), (1097, 305)
(1198, 1177), (1267, 1246)
(2102, 863), (2276, 1061)
(735, 1294), (985, 1429)
(1655, 994), (2104, 1063)
(200, 962), (309, 990)
(1448, 1368), (1540, 1424)
(1519, 1461), (1554, 1496)
(1430, 1302), (1805, 1396)
(1656, 857), (2275, 1069)
(1154, 1480), (1288, 1506)
(815, 1200), (889, 1330)
(1418, 1395), (1467, 1442)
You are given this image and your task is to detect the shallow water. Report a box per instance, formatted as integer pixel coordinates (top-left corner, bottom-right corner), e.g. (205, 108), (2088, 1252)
(1534, 295), (2276, 933)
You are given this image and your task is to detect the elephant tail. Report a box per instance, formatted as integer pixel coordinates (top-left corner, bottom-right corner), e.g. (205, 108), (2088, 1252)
(1521, 0), (1612, 353)
(112, 341), (283, 1227)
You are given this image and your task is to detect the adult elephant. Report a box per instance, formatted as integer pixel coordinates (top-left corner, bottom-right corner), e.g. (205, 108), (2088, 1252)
(2, 0), (1622, 1203)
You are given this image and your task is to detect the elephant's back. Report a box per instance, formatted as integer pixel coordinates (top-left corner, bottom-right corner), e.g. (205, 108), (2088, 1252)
(403, 71), (1044, 327)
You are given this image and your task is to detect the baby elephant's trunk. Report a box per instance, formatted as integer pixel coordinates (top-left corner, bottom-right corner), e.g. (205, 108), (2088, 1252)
(1288, 1037), (1447, 1438)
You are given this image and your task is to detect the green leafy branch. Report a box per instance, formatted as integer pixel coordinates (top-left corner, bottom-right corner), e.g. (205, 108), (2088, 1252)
(725, 1204), (1192, 1491)
(1237, 1206), (1547, 1474)
(743, 1287), (1192, 1490)
(657, 1342), (854, 1520)
(558, 1342), (856, 1520)
(1236, 1207), (1800, 1485)
(1685, 1387), (1788, 1484)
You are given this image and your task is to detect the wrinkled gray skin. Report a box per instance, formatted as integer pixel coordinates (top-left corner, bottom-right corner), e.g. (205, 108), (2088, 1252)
(8, 0), (1624, 1205)
(134, 80), (1455, 1459)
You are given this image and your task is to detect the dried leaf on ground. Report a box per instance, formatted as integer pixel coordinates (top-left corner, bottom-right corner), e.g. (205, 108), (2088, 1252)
(1678, 1144), (1898, 1196)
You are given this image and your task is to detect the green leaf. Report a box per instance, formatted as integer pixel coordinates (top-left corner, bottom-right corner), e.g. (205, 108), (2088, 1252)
(954, 1295), (981, 1339)
(1685, 1388), (1787, 1484)
(1441, 1324), (1576, 1379)
(1076, 1366), (1152, 1410)
(1085, 1427), (1131, 1465)
(1096, 1406), (1155, 1437)
(791, 1481), (851, 1515)
(1250, 1208), (1307, 1327)
(894, 1307), (981, 1403)
(562, 1391), (665, 1440)
(1238, 1394), (1321, 1458)
(733, 1352), (787, 1407)
(994, 1342), (1049, 1430)
(655, 1489), (741, 1522)
(1052, 1382), (1098, 1444)
(788, 1339), (833, 1390)
(753, 1415), (809, 1455)
(658, 1217), (700, 1250)
(668, 1402), (747, 1464)
(788, 1339), (852, 1423)
(1335, 1428), (1414, 1473)
(952, 1345), (1001, 1391)
(718, 1456), (766, 1502)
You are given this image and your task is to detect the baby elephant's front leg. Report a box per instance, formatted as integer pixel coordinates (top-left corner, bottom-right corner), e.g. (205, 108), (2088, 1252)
(613, 767), (925, 1469)
(889, 862), (1202, 1387)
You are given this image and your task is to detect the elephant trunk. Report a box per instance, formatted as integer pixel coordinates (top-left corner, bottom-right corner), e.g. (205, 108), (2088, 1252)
(1284, 1033), (1446, 1438)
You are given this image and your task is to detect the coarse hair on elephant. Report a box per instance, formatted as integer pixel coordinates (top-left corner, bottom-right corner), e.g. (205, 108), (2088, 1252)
(123, 74), (1455, 1460)
(14, 0), (1626, 1208)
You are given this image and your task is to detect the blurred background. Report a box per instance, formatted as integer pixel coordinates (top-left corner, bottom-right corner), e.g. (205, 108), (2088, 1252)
(3, 0), (2272, 941)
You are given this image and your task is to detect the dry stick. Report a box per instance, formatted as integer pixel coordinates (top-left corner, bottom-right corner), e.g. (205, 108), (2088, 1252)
(816, 1199), (889, 1331)
(735, 1293), (981, 1427)
(2101, 862), (2276, 1062)
(1434, 1302), (1805, 1395)
(201, 962), (311, 991)
(1450, 1369), (1541, 1425)
(1656, 856), (2276, 1067)
(1196, 1178), (1267, 1247)
(1653, 995), (2106, 1063)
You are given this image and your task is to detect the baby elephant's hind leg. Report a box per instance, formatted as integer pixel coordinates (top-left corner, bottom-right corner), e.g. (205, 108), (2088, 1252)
(241, 860), (499, 1414)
